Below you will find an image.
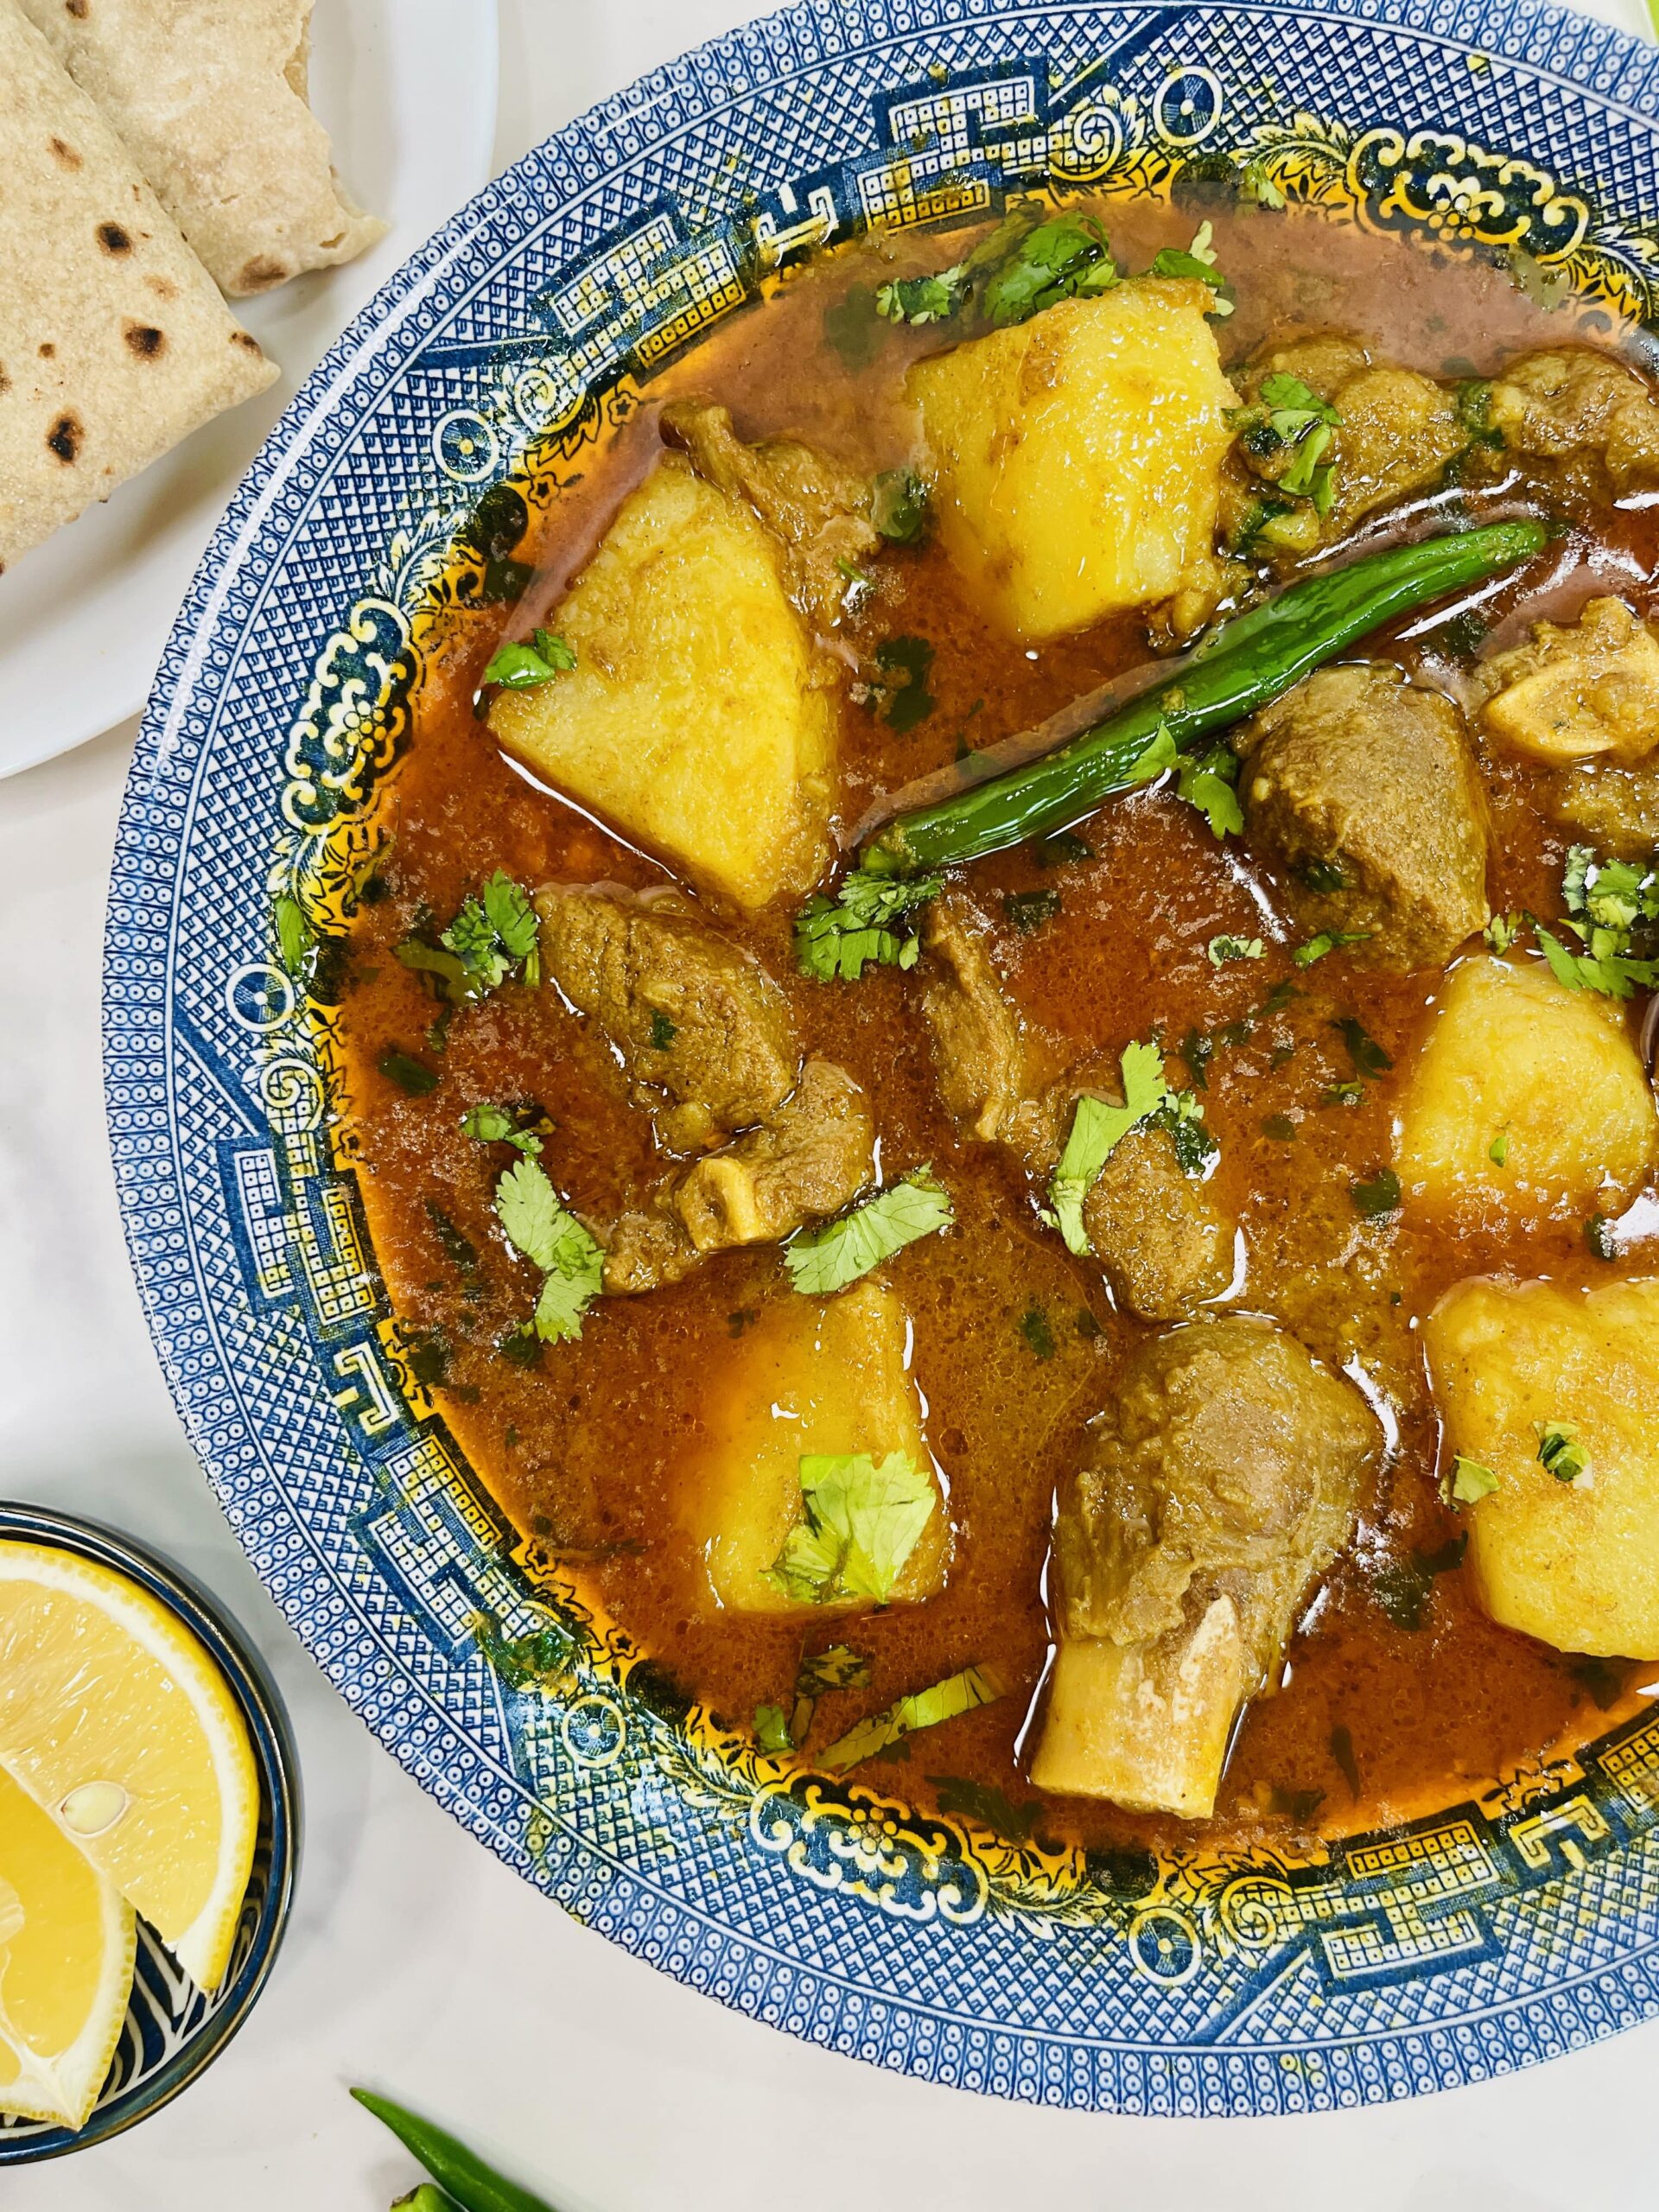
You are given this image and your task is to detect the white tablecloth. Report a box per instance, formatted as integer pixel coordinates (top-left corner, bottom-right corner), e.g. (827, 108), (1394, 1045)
(6, 1), (1656, 2202)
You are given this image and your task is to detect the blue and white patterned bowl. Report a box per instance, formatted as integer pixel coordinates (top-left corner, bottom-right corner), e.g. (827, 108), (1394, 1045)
(0, 1506), (298, 2162)
(105, 0), (1659, 2115)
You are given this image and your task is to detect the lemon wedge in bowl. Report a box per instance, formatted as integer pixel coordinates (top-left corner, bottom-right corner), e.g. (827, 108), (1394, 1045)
(0, 1541), (258, 1993)
(0, 1764), (135, 2130)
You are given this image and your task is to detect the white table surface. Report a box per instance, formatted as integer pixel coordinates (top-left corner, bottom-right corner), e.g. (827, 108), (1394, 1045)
(5, 1), (1657, 2202)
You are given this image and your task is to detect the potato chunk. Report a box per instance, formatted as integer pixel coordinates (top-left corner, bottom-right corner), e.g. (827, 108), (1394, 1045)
(489, 454), (834, 910)
(683, 1282), (949, 1614)
(907, 280), (1236, 641)
(1395, 956), (1657, 1217)
(1427, 1278), (1659, 1656)
(1478, 598), (1659, 765)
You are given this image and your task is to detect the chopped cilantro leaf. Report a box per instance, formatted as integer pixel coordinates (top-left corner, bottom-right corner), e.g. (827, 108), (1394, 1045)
(1236, 159), (1287, 209)
(378, 1047), (438, 1096)
(1485, 912), (1524, 954)
(766, 1452), (938, 1605)
(1294, 929), (1371, 967)
(1300, 857), (1350, 894)
(794, 870), (942, 983)
(1446, 1455), (1499, 1506)
(1332, 1016), (1393, 1077)
(1005, 887), (1062, 933)
(1033, 828), (1093, 868)
(785, 1169), (953, 1294)
(875, 266), (969, 325)
(871, 468), (930, 543)
(818, 1665), (1004, 1772)
(1537, 1420), (1587, 1484)
(1371, 1536), (1465, 1629)
(1351, 1166), (1402, 1218)
(649, 1010), (677, 1051)
(1586, 1212), (1618, 1261)
(874, 634), (936, 731)
(404, 872), (543, 1001)
(1208, 934), (1265, 965)
(461, 1102), (544, 1155)
(274, 893), (315, 978)
(494, 1157), (603, 1343)
(1020, 1305), (1057, 1360)
(798, 1644), (871, 1694)
(1488, 1130), (1510, 1166)
(753, 1704), (794, 1752)
(979, 210), (1118, 325)
(1047, 1039), (1173, 1255)
(1173, 743), (1244, 837)
(1147, 223), (1233, 313)
(483, 632), (576, 689)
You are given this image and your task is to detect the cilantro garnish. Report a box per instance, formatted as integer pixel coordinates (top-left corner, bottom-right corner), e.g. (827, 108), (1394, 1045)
(784, 1170), (954, 1294)
(482, 629), (577, 690)
(1350, 1166), (1402, 1219)
(766, 1452), (938, 1605)
(1047, 1039), (1185, 1255)
(794, 870), (943, 982)
(753, 1704), (794, 1752)
(1236, 159), (1287, 209)
(1332, 1016), (1392, 1077)
(274, 893), (316, 979)
(1488, 1130), (1510, 1166)
(1173, 742), (1244, 838)
(1294, 929), (1371, 967)
(873, 634), (936, 731)
(378, 1047), (438, 1096)
(875, 267), (969, 325)
(1487, 852), (1659, 997)
(1446, 1455), (1499, 1506)
(1019, 1305), (1057, 1360)
(461, 1102), (546, 1156)
(1208, 934), (1265, 965)
(871, 469), (930, 543)
(1005, 887), (1062, 934)
(1232, 371), (1340, 510)
(818, 1664), (1004, 1772)
(978, 211), (1118, 325)
(1586, 1212), (1618, 1262)
(1147, 222), (1233, 314)
(399, 873), (543, 1003)
(493, 1157), (603, 1343)
(1484, 912), (1524, 954)
(1370, 1535), (1465, 1630)
(649, 1010), (677, 1051)
(1537, 1420), (1587, 1484)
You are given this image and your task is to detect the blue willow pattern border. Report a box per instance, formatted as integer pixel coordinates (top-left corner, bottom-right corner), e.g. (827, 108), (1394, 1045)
(107, 3), (1659, 2113)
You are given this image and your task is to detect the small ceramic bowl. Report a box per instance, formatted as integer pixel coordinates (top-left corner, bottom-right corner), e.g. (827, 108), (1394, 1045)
(0, 1503), (299, 2164)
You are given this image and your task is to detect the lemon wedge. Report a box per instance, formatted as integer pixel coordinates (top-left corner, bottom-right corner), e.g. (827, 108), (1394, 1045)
(0, 1542), (258, 1992)
(0, 1763), (135, 2129)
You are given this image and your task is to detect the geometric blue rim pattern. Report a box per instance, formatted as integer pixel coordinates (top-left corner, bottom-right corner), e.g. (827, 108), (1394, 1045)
(105, 0), (1659, 2115)
(0, 1504), (299, 2162)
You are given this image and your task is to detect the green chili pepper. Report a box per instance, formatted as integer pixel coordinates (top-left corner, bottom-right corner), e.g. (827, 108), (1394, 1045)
(352, 2089), (561, 2212)
(393, 2190), (463, 2212)
(859, 518), (1546, 875)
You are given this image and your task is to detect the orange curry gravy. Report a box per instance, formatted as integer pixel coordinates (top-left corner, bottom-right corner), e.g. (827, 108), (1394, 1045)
(335, 196), (1659, 1856)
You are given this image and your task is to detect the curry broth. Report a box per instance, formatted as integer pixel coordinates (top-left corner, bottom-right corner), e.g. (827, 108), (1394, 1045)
(336, 197), (1659, 1853)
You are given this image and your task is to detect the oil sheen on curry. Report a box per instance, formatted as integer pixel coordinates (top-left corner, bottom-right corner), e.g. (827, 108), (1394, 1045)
(337, 192), (1659, 1853)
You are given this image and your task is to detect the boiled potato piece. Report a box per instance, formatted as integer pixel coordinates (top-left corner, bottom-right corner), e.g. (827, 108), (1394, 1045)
(488, 454), (834, 911)
(906, 280), (1236, 642)
(1396, 955), (1657, 1217)
(1427, 1278), (1659, 1656)
(683, 1281), (949, 1614)
(1480, 598), (1659, 765)
(1030, 1601), (1245, 1818)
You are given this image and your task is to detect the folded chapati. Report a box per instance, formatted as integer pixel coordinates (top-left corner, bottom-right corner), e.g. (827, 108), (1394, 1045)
(0, 0), (276, 571)
(18, 0), (387, 297)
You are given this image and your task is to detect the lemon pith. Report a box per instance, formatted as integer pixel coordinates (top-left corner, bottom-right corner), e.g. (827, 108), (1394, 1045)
(0, 1542), (258, 1992)
(0, 1764), (135, 2129)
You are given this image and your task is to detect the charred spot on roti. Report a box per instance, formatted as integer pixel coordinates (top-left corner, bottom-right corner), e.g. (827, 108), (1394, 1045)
(47, 413), (83, 464)
(238, 256), (290, 292)
(48, 135), (81, 168)
(66, 0), (88, 15)
(232, 331), (264, 353)
(124, 322), (165, 359)
(38, 342), (56, 359)
(98, 221), (131, 254)
(145, 275), (179, 301)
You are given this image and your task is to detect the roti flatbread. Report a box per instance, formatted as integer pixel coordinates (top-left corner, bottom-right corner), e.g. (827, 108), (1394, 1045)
(0, 0), (276, 571)
(18, 0), (387, 297)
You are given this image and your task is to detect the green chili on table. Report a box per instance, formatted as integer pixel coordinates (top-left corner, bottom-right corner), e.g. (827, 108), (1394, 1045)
(353, 2088), (562, 2212)
(857, 518), (1547, 875)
